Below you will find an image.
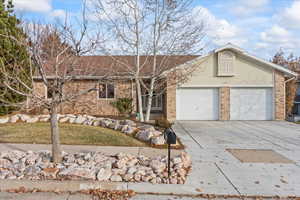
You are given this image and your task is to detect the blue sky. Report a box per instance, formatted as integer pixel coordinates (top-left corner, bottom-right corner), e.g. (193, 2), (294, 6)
(13, 0), (300, 60)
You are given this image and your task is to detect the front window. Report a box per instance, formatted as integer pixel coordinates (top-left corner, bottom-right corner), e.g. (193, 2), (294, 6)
(99, 83), (115, 99)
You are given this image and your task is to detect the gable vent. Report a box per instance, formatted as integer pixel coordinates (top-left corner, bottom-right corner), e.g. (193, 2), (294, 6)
(217, 50), (235, 76)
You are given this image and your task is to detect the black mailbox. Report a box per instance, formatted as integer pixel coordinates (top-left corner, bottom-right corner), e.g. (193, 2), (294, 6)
(164, 128), (177, 144)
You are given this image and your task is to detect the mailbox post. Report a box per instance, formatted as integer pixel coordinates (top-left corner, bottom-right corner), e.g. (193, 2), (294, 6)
(164, 127), (177, 183)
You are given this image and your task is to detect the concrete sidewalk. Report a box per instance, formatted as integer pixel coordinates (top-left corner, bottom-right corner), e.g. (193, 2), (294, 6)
(0, 143), (182, 158)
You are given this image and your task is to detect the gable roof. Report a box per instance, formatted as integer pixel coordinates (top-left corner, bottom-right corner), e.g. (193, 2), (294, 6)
(162, 43), (298, 77)
(214, 43), (298, 77)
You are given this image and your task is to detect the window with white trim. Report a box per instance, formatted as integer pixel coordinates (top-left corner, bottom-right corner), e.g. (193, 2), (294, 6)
(99, 83), (115, 99)
(217, 50), (235, 76)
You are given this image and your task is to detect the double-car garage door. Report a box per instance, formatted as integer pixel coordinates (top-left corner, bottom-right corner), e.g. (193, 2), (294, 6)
(176, 88), (273, 120)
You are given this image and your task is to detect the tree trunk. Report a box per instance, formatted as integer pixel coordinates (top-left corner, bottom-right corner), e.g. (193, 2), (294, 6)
(145, 78), (155, 122)
(50, 104), (62, 163)
(136, 79), (145, 122)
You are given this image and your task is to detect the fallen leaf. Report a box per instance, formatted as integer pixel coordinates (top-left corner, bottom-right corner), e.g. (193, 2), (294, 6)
(280, 179), (288, 184)
(275, 185), (281, 188)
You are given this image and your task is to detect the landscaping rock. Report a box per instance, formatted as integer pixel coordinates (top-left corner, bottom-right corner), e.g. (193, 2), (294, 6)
(121, 125), (136, 135)
(149, 159), (166, 173)
(59, 117), (70, 123)
(0, 117), (9, 124)
(0, 150), (191, 184)
(151, 135), (165, 145)
(39, 117), (50, 122)
(110, 174), (122, 182)
(93, 120), (101, 126)
(74, 116), (86, 124)
(26, 117), (39, 123)
(0, 158), (11, 168)
(69, 117), (76, 123)
(96, 168), (112, 181)
(136, 130), (154, 141)
(19, 114), (31, 122)
(9, 115), (19, 123)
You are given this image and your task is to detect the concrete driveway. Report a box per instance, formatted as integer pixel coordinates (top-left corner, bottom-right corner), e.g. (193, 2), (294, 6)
(173, 121), (300, 197)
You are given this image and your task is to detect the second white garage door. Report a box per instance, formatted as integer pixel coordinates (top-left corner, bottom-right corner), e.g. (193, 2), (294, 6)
(230, 88), (273, 120)
(176, 88), (219, 120)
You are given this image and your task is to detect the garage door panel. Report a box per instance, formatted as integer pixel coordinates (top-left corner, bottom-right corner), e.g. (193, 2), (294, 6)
(176, 88), (219, 120)
(230, 88), (273, 120)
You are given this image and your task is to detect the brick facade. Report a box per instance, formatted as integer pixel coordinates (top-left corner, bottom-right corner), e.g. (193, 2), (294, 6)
(31, 69), (287, 121)
(219, 87), (230, 120)
(165, 73), (177, 122)
(32, 80), (135, 116)
(274, 70), (286, 120)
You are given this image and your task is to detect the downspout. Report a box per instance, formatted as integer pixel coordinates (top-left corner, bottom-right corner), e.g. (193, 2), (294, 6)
(284, 76), (297, 120)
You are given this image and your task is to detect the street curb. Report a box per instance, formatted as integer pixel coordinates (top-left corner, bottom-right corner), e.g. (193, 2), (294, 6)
(1, 180), (299, 199)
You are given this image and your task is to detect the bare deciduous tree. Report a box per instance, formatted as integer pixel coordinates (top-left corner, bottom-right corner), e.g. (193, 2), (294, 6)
(272, 50), (300, 117)
(91, 0), (206, 122)
(0, 9), (108, 162)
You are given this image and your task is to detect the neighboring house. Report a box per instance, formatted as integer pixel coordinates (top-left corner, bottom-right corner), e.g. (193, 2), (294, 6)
(32, 43), (297, 121)
(293, 75), (300, 121)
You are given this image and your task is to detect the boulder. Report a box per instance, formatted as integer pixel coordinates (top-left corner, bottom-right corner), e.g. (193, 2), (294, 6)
(66, 114), (76, 118)
(96, 168), (112, 181)
(108, 120), (119, 130)
(19, 114), (31, 122)
(123, 174), (133, 181)
(26, 117), (39, 123)
(69, 117), (76, 123)
(151, 135), (165, 145)
(0, 159), (11, 168)
(136, 130), (153, 141)
(100, 119), (112, 128)
(110, 174), (122, 182)
(149, 160), (166, 173)
(74, 116), (86, 124)
(39, 117), (50, 122)
(58, 168), (96, 180)
(0, 117), (9, 124)
(121, 125), (136, 135)
(9, 115), (19, 123)
(113, 159), (127, 169)
(127, 167), (137, 174)
(59, 117), (70, 123)
(93, 120), (101, 126)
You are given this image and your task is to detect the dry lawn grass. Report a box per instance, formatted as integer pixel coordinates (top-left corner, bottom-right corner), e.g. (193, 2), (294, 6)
(0, 122), (146, 147)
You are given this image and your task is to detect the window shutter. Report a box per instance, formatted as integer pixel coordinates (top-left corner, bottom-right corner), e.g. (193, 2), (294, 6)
(218, 51), (235, 76)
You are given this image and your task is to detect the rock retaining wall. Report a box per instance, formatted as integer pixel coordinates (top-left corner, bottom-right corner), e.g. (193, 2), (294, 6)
(0, 150), (191, 184)
(0, 114), (166, 145)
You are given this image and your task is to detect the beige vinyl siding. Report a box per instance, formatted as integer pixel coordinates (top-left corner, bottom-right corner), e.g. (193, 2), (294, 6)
(180, 51), (273, 87)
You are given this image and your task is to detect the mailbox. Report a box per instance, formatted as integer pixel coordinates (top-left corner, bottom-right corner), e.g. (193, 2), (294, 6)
(164, 128), (177, 144)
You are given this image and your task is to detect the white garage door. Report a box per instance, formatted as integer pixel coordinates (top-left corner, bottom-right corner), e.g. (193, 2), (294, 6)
(176, 88), (219, 120)
(230, 88), (273, 120)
